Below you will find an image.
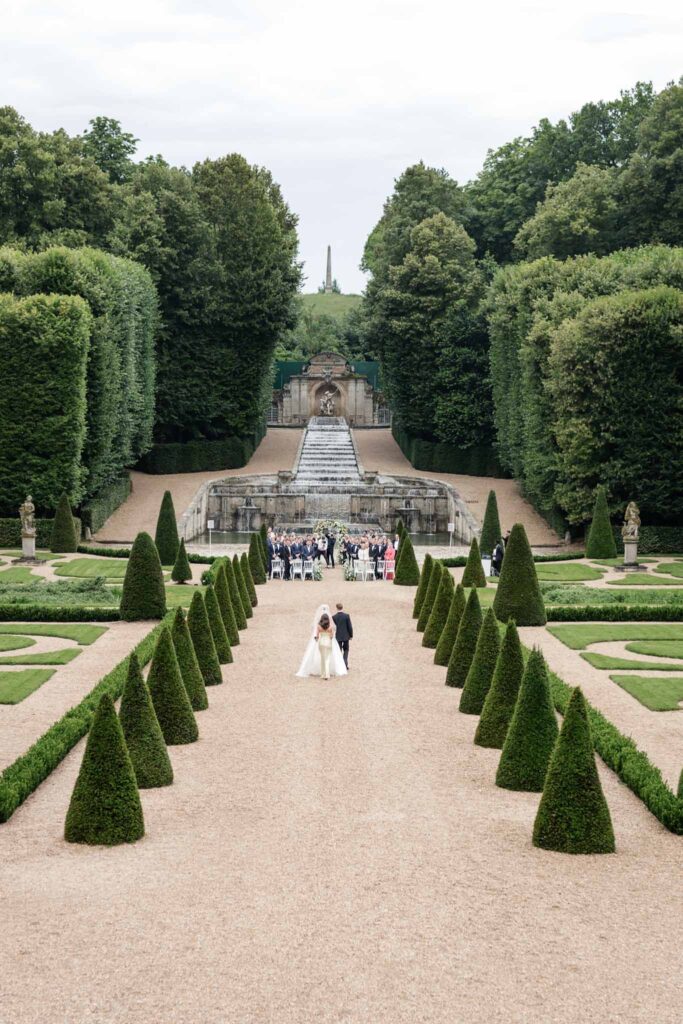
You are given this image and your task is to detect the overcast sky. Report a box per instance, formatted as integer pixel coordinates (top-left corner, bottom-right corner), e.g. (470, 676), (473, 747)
(1, 0), (681, 292)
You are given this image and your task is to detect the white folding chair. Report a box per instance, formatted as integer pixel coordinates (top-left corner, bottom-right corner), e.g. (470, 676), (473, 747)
(384, 560), (395, 581)
(354, 561), (365, 581)
(376, 560), (386, 580)
(303, 559), (314, 580)
(364, 562), (376, 581)
(271, 557), (283, 579)
(291, 558), (303, 580)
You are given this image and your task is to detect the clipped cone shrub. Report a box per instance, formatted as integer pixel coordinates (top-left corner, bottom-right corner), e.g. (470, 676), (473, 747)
(187, 590), (222, 686)
(417, 561), (443, 632)
(258, 528), (268, 575)
(533, 687), (615, 854)
(394, 534), (420, 585)
(249, 533), (267, 584)
(462, 537), (486, 588)
(171, 538), (192, 584)
(423, 569), (454, 648)
(240, 552), (257, 607)
(434, 583), (466, 667)
(147, 626), (198, 744)
(233, 554), (253, 619)
(225, 557), (247, 630)
(50, 492), (78, 553)
(585, 485), (617, 559)
(171, 607), (208, 711)
(206, 585), (233, 664)
(480, 490), (502, 556)
(64, 693), (144, 846)
(154, 489), (180, 566)
(120, 531), (167, 621)
(413, 553), (433, 619)
(475, 620), (524, 748)
(215, 562), (239, 646)
(119, 651), (173, 787)
(496, 648), (558, 792)
(459, 608), (501, 715)
(446, 588), (483, 688)
(492, 523), (546, 627)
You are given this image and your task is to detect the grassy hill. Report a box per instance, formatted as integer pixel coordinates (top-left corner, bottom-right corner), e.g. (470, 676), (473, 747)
(301, 292), (362, 321)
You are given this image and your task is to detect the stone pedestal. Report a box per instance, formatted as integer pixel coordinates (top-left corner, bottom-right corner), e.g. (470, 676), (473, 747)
(22, 535), (36, 559)
(623, 540), (639, 567)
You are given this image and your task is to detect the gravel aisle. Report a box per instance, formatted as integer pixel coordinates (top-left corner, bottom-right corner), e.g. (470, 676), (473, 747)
(1, 574), (682, 1024)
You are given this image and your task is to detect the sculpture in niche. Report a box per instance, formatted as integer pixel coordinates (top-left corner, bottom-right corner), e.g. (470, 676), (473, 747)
(320, 390), (336, 416)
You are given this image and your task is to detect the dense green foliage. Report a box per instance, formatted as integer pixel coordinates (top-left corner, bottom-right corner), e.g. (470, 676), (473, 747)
(422, 570), (454, 648)
(170, 607), (208, 712)
(154, 490), (180, 565)
(215, 563), (240, 646)
(533, 688), (615, 854)
(475, 621), (524, 748)
(585, 486), (618, 558)
(187, 590), (222, 686)
(417, 561), (442, 631)
(79, 475), (131, 534)
(0, 293), (91, 514)
(118, 652), (173, 788)
(496, 649), (558, 792)
(394, 533), (420, 585)
(248, 533), (267, 584)
(446, 588), (482, 688)
(205, 586), (232, 665)
(50, 493), (78, 553)
(240, 552), (257, 607)
(434, 583), (466, 667)
(64, 693), (144, 846)
(225, 557), (248, 629)
(479, 491), (502, 555)
(146, 626), (198, 744)
(137, 431), (263, 474)
(119, 531), (167, 621)
(493, 524), (546, 626)
(413, 553), (433, 619)
(462, 537), (486, 588)
(171, 538), (192, 584)
(459, 608), (501, 715)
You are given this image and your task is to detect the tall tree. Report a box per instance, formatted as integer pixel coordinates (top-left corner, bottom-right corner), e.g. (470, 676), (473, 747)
(82, 116), (138, 184)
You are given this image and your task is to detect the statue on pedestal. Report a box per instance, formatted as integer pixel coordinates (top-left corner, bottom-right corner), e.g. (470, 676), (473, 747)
(621, 501), (640, 541)
(19, 495), (36, 537)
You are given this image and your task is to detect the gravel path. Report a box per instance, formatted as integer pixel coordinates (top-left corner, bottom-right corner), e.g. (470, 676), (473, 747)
(1, 571), (682, 1024)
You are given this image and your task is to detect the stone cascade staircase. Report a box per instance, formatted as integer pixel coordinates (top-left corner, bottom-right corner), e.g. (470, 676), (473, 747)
(294, 417), (360, 485)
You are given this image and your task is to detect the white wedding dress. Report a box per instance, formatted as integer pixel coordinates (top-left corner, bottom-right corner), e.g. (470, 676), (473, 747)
(296, 603), (348, 678)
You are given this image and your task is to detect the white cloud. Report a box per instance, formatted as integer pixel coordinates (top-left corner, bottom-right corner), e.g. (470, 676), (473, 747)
(0, 0), (680, 291)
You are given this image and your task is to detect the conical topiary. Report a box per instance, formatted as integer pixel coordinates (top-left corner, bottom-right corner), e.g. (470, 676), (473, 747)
(533, 687), (615, 854)
(459, 607), (501, 715)
(258, 526), (268, 575)
(147, 626), (198, 744)
(120, 531), (167, 621)
(154, 489), (180, 566)
(475, 620), (524, 748)
(496, 648), (558, 792)
(215, 562), (239, 646)
(678, 768), (683, 800)
(434, 583), (466, 667)
(171, 538), (192, 584)
(585, 485), (617, 559)
(240, 552), (258, 607)
(423, 569), (454, 648)
(171, 607), (208, 711)
(119, 651), (173, 787)
(50, 492), (78, 553)
(417, 561), (442, 631)
(462, 537), (486, 588)
(479, 490), (502, 556)
(226, 557), (248, 628)
(446, 588), (483, 688)
(206, 585), (233, 664)
(492, 523), (546, 627)
(64, 693), (144, 846)
(187, 590), (222, 686)
(394, 534), (420, 585)
(248, 533), (267, 584)
(233, 554), (253, 619)
(413, 553), (434, 619)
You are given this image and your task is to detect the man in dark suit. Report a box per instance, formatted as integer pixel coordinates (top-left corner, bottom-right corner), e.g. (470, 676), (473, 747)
(325, 531), (336, 568)
(332, 602), (353, 669)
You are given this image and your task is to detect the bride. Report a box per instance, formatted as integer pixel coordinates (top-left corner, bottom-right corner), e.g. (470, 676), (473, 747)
(296, 603), (348, 679)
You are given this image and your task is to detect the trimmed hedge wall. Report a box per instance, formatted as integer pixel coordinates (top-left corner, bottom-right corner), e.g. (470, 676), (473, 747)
(546, 604), (683, 622)
(0, 612), (173, 822)
(613, 525), (683, 555)
(0, 605), (120, 622)
(392, 422), (505, 477)
(0, 517), (82, 548)
(77, 543), (215, 564)
(137, 422), (266, 474)
(79, 476), (131, 534)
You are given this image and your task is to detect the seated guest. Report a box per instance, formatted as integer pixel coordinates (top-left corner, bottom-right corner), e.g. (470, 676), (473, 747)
(384, 540), (396, 578)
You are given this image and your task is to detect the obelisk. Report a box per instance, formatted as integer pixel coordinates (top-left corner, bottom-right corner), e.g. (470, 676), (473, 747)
(325, 245), (332, 293)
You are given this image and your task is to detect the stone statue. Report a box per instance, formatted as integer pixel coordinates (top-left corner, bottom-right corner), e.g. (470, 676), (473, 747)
(19, 495), (36, 537)
(621, 501), (640, 541)
(320, 390), (336, 416)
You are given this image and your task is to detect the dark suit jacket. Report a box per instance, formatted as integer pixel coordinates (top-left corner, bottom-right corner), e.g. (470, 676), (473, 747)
(333, 611), (353, 642)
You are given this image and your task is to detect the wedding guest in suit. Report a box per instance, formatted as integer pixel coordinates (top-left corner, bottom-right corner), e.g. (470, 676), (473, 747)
(332, 603), (353, 669)
(326, 531), (336, 568)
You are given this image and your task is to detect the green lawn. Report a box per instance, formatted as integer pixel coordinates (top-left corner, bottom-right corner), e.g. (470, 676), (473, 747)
(0, 550), (48, 560)
(536, 562), (603, 582)
(164, 584), (206, 608)
(591, 558), (656, 566)
(582, 651), (683, 672)
(0, 669), (55, 704)
(0, 623), (107, 644)
(0, 635), (34, 652)
(606, 573), (683, 586)
(611, 675), (683, 712)
(542, 584), (683, 607)
(0, 648), (81, 665)
(657, 563), (683, 578)
(548, 624), (683, 650)
(0, 567), (40, 583)
(300, 292), (362, 320)
(54, 558), (128, 579)
(626, 640), (683, 659)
